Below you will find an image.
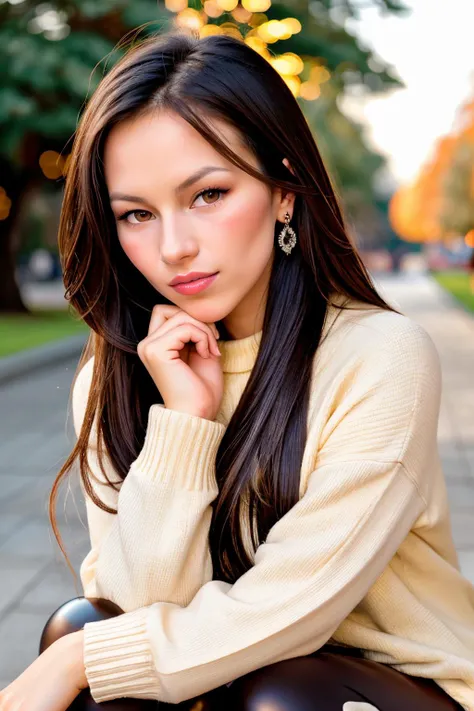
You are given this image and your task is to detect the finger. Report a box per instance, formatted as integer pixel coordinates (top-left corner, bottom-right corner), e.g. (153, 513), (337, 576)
(147, 305), (219, 344)
(163, 323), (213, 360)
(147, 304), (181, 337)
(207, 322), (220, 340)
(139, 321), (212, 362)
(151, 311), (221, 356)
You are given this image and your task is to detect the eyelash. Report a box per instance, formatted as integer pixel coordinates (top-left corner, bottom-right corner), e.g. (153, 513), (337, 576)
(117, 186), (230, 224)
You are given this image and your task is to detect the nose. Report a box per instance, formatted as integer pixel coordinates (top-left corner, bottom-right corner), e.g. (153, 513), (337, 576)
(160, 211), (198, 265)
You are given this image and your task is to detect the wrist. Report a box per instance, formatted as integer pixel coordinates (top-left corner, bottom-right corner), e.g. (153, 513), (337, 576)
(55, 629), (88, 690)
(164, 402), (216, 421)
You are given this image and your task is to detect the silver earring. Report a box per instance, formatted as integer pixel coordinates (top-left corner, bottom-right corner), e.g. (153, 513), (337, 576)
(278, 212), (297, 255)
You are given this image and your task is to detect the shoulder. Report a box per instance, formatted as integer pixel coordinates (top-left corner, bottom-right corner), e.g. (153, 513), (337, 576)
(71, 356), (95, 439)
(313, 300), (442, 440)
(323, 298), (441, 379)
(311, 303), (442, 491)
(355, 308), (441, 391)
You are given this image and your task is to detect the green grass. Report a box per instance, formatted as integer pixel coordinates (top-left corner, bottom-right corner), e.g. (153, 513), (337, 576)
(432, 270), (474, 314)
(0, 308), (89, 358)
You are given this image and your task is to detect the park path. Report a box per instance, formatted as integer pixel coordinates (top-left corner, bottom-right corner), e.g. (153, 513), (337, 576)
(0, 272), (473, 687)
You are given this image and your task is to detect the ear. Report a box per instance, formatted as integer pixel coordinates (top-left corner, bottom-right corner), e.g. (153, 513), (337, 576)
(278, 158), (296, 221)
(282, 157), (296, 176)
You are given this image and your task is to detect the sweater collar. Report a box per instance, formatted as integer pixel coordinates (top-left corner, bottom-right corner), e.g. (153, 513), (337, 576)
(218, 329), (263, 374)
(218, 291), (349, 374)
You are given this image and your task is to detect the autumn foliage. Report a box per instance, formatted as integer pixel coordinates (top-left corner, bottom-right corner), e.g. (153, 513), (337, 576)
(389, 96), (474, 245)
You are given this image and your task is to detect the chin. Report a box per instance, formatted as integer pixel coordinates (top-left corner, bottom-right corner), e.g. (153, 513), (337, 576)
(181, 299), (231, 324)
(190, 306), (227, 324)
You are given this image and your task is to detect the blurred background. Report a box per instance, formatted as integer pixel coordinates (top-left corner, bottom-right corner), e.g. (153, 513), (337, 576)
(0, 0), (473, 688)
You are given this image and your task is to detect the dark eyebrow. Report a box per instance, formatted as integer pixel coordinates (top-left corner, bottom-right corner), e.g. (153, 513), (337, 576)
(110, 166), (231, 204)
(109, 193), (149, 205)
(176, 166), (231, 192)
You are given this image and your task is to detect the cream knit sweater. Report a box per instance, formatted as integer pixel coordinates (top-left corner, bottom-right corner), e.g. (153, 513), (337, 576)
(71, 293), (474, 709)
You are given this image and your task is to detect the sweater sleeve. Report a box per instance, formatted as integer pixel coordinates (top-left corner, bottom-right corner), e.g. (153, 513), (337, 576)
(72, 357), (226, 610)
(82, 322), (442, 705)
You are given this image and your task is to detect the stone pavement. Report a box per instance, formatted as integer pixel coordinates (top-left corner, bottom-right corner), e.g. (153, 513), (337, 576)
(0, 272), (473, 687)
(0, 360), (90, 689)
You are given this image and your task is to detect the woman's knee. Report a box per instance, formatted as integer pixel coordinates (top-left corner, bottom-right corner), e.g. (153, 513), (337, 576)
(39, 596), (123, 652)
(227, 655), (346, 711)
(223, 652), (461, 711)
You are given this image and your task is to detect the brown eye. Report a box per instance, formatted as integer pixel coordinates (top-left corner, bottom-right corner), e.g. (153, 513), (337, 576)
(202, 189), (220, 204)
(193, 188), (228, 208)
(132, 211), (152, 222)
(124, 210), (154, 224)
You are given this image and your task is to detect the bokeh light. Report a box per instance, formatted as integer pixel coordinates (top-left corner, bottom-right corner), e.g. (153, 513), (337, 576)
(165, 0), (188, 11)
(216, 0), (238, 11)
(258, 20), (291, 42)
(282, 75), (301, 98)
(242, 0), (271, 11)
(280, 17), (302, 35)
(270, 53), (304, 77)
(200, 23), (223, 37)
(39, 151), (65, 180)
(176, 8), (207, 31)
(244, 35), (270, 59)
(311, 64), (331, 83)
(248, 12), (268, 27)
(203, 0), (224, 18)
(217, 22), (243, 39)
(465, 230), (474, 248)
(231, 5), (252, 23)
(300, 82), (321, 101)
(0, 188), (12, 221)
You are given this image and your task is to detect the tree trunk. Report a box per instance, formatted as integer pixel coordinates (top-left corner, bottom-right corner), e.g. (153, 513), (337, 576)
(0, 233), (28, 313)
(0, 144), (40, 313)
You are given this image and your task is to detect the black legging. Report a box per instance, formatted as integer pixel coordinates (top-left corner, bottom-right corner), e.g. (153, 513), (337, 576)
(40, 597), (463, 711)
(168, 645), (463, 711)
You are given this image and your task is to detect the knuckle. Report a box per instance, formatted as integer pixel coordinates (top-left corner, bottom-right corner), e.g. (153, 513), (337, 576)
(166, 312), (213, 337)
(137, 339), (149, 357)
(185, 315), (212, 334)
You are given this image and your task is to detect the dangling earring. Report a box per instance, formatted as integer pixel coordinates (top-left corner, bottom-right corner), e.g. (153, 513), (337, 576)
(278, 212), (297, 255)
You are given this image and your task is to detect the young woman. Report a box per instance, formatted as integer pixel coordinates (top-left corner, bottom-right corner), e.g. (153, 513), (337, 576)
(2, 30), (474, 711)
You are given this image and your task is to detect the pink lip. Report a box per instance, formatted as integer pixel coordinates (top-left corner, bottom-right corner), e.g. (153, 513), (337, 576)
(171, 272), (218, 295)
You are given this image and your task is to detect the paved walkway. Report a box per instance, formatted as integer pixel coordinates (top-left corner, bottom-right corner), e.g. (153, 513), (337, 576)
(0, 272), (473, 687)
(0, 360), (90, 689)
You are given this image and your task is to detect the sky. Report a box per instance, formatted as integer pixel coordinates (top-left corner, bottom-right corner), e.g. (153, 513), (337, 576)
(341, 0), (474, 188)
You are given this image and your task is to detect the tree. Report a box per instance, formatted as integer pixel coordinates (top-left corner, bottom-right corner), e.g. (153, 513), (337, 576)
(439, 99), (474, 269)
(389, 93), (474, 262)
(0, 0), (406, 311)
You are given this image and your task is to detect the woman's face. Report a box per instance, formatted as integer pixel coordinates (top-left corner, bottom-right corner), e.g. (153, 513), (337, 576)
(104, 109), (294, 339)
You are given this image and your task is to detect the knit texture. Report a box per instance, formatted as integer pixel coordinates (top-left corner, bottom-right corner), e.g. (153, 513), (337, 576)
(71, 293), (474, 709)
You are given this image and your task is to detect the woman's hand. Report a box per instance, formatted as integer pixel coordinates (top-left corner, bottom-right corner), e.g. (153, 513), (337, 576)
(137, 304), (224, 421)
(0, 630), (87, 711)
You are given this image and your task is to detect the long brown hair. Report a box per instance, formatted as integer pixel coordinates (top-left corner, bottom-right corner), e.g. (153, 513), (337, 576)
(50, 30), (400, 586)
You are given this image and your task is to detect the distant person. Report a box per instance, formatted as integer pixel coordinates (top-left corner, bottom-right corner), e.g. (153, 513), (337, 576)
(3, 30), (473, 711)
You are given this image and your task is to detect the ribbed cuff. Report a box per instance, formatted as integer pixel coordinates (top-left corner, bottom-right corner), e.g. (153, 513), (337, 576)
(83, 607), (160, 703)
(132, 405), (226, 489)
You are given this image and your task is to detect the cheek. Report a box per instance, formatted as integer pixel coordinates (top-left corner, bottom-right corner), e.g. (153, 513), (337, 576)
(118, 233), (155, 275)
(119, 237), (140, 265)
(214, 189), (273, 248)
